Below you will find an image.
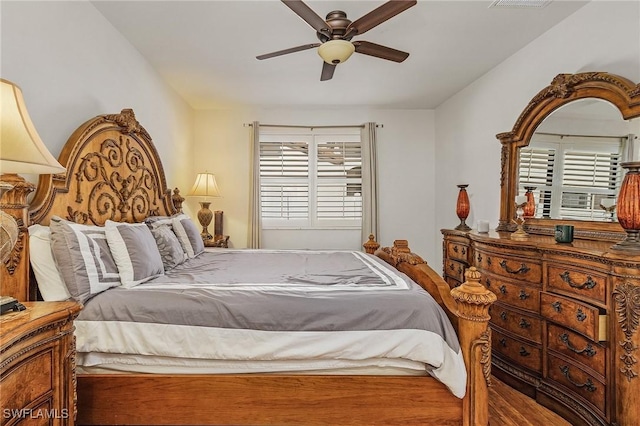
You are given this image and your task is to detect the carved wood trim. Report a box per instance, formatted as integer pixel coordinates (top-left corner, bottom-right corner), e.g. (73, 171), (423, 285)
(497, 72), (640, 240)
(381, 240), (425, 266)
(29, 109), (177, 227)
(613, 282), (640, 381)
(478, 329), (492, 387)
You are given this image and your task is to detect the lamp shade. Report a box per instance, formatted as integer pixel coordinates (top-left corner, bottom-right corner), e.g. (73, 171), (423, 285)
(317, 40), (355, 65)
(0, 79), (65, 175)
(188, 173), (221, 197)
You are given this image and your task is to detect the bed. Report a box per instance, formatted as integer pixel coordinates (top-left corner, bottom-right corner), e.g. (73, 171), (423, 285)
(21, 109), (496, 425)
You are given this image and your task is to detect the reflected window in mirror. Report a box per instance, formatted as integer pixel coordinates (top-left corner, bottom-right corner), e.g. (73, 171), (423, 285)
(517, 99), (638, 222)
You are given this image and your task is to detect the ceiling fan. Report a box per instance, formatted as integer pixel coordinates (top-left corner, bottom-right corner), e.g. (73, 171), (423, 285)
(256, 0), (417, 81)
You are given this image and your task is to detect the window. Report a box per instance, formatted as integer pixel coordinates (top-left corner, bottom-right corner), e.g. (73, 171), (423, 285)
(519, 134), (623, 221)
(259, 130), (362, 229)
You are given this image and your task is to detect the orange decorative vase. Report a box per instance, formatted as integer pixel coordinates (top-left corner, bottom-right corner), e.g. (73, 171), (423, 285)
(523, 186), (536, 218)
(612, 161), (640, 252)
(455, 184), (471, 231)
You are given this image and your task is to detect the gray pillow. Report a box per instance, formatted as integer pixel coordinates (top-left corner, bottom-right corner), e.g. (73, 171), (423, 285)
(144, 215), (175, 229)
(150, 224), (187, 270)
(105, 220), (165, 288)
(49, 217), (121, 304)
(172, 215), (205, 258)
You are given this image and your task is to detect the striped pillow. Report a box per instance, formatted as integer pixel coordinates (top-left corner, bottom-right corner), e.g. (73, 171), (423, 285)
(49, 217), (120, 304)
(105, 220), (164, 288)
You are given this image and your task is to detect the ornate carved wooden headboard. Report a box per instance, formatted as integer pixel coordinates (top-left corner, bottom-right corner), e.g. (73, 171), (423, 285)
(5, 109), (184, 300)
(30, 109), (183, 227)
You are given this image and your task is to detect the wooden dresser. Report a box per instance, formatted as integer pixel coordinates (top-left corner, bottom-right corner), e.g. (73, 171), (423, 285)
(442, 229), (640, 426)
(1, 302), (82, 426)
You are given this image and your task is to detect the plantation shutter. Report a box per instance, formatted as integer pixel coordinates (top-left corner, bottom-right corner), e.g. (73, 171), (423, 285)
(316, 140), (362, 220)
(259, 141), (309, 219)
(559, 147), (622, 220)
(519, 147), (556, 218)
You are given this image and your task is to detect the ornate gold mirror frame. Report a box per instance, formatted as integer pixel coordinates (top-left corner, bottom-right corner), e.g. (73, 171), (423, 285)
(496, 72), (640, 241)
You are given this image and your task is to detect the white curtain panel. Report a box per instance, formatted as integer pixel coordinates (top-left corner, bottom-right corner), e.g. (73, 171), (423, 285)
(361, 122), (379, 244)
(247, 121), (262, 248)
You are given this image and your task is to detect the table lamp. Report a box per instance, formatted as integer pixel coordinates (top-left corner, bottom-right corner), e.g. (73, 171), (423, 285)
(1, 78), (65, 302)
(188, 172), (221, 242)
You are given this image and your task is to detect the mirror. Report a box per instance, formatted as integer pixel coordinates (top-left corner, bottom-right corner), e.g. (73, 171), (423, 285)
(521, 99), (639, 222)
(496, 72), (640, 240)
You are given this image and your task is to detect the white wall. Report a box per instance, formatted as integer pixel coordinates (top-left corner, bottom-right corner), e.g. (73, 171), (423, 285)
(434, 0), (640, 267)
(193, 108), (438, 261)
(0, 1), (194, 192)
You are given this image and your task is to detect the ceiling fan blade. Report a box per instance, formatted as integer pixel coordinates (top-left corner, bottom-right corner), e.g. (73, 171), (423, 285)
(347, 0), (417, 36)
(281, 0), (331, 38)
(320, 62), (336, 81)
(256, 43), (320, 60)
(353, 41), (409, 63)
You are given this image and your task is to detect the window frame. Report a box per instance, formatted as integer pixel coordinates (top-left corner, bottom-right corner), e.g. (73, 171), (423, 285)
(259, 128), (363, 230)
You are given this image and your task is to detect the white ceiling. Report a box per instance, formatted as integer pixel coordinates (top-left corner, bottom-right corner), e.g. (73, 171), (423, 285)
(91, 0), (588, 110)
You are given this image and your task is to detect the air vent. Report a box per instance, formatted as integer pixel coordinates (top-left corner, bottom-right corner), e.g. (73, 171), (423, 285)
(490, 0), (551, 8)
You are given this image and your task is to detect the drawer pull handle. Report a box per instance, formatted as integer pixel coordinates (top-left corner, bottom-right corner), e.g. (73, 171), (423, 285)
(462, 247), (467, 255)
(485, 278), (491, 288)
(551, 301), (562, 313)
(559, 333), (597, 357)
(560, 271), (597, 290)
(453, 246), (459, 253)
(487, 257), (492, 266)
(519, 347), (530, 357)
(576, 308), (587, 322)
(499, 285), (507, 294)
(499, 338), (507, 347)
(519, 289), (530, 300)
(500, 311), (507, 321)
(477, 253), (483, 263)
(449, 263), (455, 271)
(559, 365), (597, 392)
(499, 260), (530, 275)
(519, 318), (531, 329)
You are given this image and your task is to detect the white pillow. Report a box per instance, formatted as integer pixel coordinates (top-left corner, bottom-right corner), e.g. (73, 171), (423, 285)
(105, 220), (165, 288)
(28, 224), (72, 301)
(172, 214), (205, 258)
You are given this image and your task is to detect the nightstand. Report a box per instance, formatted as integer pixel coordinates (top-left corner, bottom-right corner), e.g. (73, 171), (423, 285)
(204, 235), (229, 248)
(1, 301), (82, 425)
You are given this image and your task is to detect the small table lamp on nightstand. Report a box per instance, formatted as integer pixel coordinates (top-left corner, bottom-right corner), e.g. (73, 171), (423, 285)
(188, 172), (221, 243)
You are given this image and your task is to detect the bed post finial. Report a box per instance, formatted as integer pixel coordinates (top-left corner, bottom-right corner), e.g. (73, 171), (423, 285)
(172, 188), (185, 213)
(450, 267), (496, 426)
(363, 234), (380, 254)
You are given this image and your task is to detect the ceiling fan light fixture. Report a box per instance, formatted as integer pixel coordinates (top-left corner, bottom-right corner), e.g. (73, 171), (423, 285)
(317, 40), (355, 65)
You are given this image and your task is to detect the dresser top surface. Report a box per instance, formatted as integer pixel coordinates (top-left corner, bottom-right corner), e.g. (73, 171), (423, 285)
(443, 229), (640, 262)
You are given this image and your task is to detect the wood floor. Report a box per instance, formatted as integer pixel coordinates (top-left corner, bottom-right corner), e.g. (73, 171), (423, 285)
(489, 377), (571, 426)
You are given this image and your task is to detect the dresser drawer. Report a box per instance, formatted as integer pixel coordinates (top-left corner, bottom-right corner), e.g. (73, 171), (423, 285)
(492, 328), (542, 373)
(475, 251), (542, 283)
(547, 264), (607, 304)
(481, 274), (540, 313)
(541, 292), (604, 341)
(445, 259), (466, 283)
(490, 304), (542, 344)
(446, 241), (469, 263)
(547, 323), (606, 377)
(547, 353), (606, 414)
(0, 349), (53, 420)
